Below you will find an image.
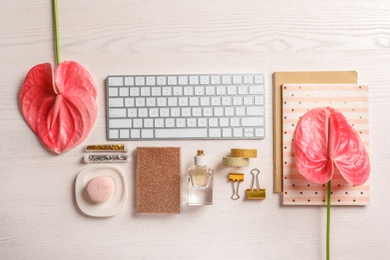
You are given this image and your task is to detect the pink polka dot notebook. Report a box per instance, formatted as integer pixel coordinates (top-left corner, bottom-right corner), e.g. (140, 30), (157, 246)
(282, 84), (370, 206)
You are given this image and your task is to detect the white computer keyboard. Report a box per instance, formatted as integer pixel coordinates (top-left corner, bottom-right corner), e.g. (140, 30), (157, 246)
(106, 74), (265, 140)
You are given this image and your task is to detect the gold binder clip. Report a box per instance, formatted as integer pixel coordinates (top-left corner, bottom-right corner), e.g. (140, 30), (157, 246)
(246, 168), (266, 200)
(228, 173), (244, 200)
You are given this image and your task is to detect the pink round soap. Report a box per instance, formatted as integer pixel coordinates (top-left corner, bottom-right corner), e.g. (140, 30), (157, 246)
(85, 176), (114, 204)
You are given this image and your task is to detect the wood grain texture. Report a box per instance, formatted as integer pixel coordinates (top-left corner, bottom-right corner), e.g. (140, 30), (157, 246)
(1, 0), (390, 259)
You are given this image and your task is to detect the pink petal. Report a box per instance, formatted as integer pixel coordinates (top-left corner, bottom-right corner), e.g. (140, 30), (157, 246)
(329, 108), (370, 186)
(19, 63), (55, 132)
(293, 107), (334, 184)
(19, 61), (98, 154)
(293, 107), (370, 185)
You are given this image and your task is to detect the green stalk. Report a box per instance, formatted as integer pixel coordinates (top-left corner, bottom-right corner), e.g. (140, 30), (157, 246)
(53, 0), (60, 65)
(326, 180), (331, 260)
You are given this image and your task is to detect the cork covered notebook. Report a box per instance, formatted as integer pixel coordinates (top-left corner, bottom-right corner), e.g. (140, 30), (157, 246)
(282, 84), (370, 206)
(136, 147), (181, 214)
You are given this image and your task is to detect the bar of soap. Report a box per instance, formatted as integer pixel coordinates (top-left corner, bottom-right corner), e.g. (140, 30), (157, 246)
(136, 147), (181, 214)
(85, 176), (114, 204)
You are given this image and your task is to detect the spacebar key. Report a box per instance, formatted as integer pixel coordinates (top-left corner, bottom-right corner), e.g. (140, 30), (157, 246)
(155, 128), (208, 139)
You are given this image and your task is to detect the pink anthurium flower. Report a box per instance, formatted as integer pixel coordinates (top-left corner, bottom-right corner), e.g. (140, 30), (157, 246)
(19, 61), (98, 154)
(293, 106), (370, 186)
(293, 106), (370, 260)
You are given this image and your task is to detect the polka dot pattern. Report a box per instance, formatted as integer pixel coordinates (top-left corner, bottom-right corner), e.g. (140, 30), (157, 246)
(282, 84), (370, 206)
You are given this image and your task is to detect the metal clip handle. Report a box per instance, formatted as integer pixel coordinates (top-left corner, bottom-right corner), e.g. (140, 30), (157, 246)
(250, 168), (261, 190)
(231, 181), (241, 200)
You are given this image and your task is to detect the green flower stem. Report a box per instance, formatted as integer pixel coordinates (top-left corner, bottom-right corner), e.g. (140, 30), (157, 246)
(327, 180), (331, 260)
(53, 0), (60, 65)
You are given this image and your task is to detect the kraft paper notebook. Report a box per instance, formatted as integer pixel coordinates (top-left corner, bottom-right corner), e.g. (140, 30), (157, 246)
(136, 147), (181, 214)
(282, 84), (370, 205)
(273, 71), (358, 193)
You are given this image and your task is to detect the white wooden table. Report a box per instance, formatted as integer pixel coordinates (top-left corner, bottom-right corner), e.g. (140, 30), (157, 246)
(1, 1), (390, 259)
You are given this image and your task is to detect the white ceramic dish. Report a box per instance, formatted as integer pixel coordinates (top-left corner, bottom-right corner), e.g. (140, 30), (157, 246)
(75, 164), (127, 217)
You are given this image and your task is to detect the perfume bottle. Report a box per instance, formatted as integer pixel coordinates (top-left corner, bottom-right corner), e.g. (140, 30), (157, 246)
(187, 150), (214, 205)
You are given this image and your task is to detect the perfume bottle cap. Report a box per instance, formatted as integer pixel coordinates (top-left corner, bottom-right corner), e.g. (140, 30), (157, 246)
(194, 150), (207, 165)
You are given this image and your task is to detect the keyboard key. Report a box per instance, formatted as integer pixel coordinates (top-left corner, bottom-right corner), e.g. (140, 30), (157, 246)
(108, 88), (119, 97)
(198, 118), (207, 127)
(243, 75), (253, 84)
(146, 97), (156, 107)
(173, 87), (183, 96)
(155, 119), (164, 127)
(135, 76), (145, 86)
(149, 108), (159, 117)
(222, 75), (231, 84)
(131, 129), (141, 138)
(254, 74), (264, 84)
(120, 129), (130, 139)
(109, 109), (126, 118)
(255, 128), (265, 137)
(177, 118), (186, 127)
(209, 128), (221, 137)
(254, 96), (264, 105)
(209, 118), (218, 127)
(157, 76), (166, 85)
(155, 129), (207, 138)
(200, 76), (210, 85)
(140, 87), (151, 96)
(242, 118), (264, 127)
(146, 76), (156, 86)
(178, 76), (188, 85)
(220, 118), (229, 127)
(125, 98), (135, 107)
(182, 108), (191, 116)
(151, 87), (161, 96)
(222, 128), (232, 137)
(130, 87), (140, 96)
(184, 86), (194, 96)
(187, 118), (197, 127)
(194, 86), (204, 96)
(141, 129), (154, 138)
(178, 97), (188, 107)
(247, 107), (264, 116)
(189, 76), (199, 85)
(108, 77), (123, 86)
(162, 87), (172, 96)
(205, 86), (215, 95)
(124, 77), (134, 86)
(210, 76), (221, 85)
(167, 76), (177, 85)
(157, 97), (167, 107)
(192, 107), (202, 116)
(109, 98), (124, 107)
(119, 87), (129, 96)
(243, 96), (253, 105)
(249, 85), (264, 95)
(109, 129), (119, 139)
(133, 119), (143, 128)
(227, 85), (237, 95)
(135, 98), (145, 107)
(233, 128), (243, 137)
(168, 97), (178, 106)
(189, 97), (199, 106)
(232, 75), (242, 84)
(238, 85), (248, 95)
(138, 108), (148, 117)
(216, 86), (226, 95)
(144, 119), (153, 127)
(109, 119), (132, 128)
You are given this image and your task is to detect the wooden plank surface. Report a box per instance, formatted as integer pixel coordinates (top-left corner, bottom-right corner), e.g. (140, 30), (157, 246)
(1, 1), (390, 259)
